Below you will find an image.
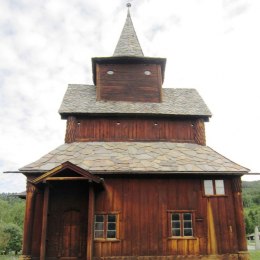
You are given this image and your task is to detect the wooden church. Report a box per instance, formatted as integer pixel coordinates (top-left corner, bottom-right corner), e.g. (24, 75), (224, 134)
(19, 5), (250, 260)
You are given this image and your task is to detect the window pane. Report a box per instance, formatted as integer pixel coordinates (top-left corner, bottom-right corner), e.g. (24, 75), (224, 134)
(183, 213), (192, 220)
(172, 213), (180, 221)
(95, 231), (104, 238)
(172, 221), (180, 228)
(204, 180), (214, 195)
(172, 229), (181, 236)
(107, 231), (116, 238)
(95, 223), (104, 230)
(215, 180), (225, 195)
(108, 223), (116, 230)
(108, 214), (116, 222)
(184, 228), (193, 236)
(184, 221), (192, 228)
(95, 215), (104, 222)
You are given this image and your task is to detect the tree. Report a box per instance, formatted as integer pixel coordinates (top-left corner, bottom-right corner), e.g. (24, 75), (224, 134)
(0, 224), (10, 255)
(0, 223), (22, 255)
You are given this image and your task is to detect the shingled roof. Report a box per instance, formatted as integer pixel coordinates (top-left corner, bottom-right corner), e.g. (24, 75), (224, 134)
(59, 85), (212, 118)
(20, 142), (248, 174)
(113, 8), (144, 57)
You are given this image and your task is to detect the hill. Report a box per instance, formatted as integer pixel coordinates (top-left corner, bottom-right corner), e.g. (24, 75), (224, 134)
(242, 180), (260, 234)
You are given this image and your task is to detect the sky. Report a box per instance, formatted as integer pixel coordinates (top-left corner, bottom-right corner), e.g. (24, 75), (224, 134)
(0, 0), (260, 193)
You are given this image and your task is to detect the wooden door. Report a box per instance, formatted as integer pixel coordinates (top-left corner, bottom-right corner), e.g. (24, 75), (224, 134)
(46, 182), (88, 260)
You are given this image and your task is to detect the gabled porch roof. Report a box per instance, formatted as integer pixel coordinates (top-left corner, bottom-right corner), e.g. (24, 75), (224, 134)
(31, 161), (103, 185)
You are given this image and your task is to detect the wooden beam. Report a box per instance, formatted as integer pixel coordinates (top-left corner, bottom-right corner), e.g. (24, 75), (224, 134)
(45, 177), (90, 181)
(232, 177), (248, 252)
(40, 184), (50, 260)
(87, 183), (95, 260)
(21, 182), (36, 258)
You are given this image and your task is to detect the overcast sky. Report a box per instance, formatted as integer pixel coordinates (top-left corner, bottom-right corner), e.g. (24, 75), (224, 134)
(1, 0), (260, 193)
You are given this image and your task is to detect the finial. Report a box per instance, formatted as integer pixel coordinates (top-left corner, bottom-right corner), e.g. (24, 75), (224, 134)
(126, 3), (131, 8)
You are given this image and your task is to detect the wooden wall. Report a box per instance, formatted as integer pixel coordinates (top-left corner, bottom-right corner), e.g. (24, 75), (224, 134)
(65, 117), (206, 145)
(96, 64), (162, 102)
(93, 176), (241, 258)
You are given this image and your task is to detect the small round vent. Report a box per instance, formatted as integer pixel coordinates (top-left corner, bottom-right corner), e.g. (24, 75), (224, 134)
(107, 70), (114, 75)
(144, 70), (151, 75)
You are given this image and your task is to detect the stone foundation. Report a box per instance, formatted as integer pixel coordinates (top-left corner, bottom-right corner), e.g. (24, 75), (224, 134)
(19, 256), (32, 260)
(93, 252), (250, 260)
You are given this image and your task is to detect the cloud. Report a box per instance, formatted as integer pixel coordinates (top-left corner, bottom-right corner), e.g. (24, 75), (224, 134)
(1, 0), (260, 192)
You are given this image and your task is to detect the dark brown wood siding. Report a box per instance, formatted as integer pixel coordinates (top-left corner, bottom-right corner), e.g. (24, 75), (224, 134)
(96, 64), (162, 102)
(65, 117), (206, 144)
(93, 176), (242, 258)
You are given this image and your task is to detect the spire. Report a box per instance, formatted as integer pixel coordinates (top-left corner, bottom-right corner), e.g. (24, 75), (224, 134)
(113, 3), (144, 57)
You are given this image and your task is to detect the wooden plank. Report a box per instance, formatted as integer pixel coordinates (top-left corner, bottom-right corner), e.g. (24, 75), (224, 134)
(74, 117), (196, 143)
(40, 184), (49, 260)
(87, 184), (95, 260)
(22, 183), (37, 257)
(31, 191), (44, 256)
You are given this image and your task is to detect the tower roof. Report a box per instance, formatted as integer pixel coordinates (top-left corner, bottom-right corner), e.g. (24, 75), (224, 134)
(113, 5), (144, 57)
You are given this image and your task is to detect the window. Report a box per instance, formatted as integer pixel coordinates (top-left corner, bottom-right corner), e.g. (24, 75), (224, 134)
(170, 212), (194, 237)
(204, 179), (225, 195)
(94, 214), (118, 240)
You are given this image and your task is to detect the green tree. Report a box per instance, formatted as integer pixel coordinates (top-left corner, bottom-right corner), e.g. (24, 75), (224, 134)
(0, 224), (10, 255)
(0, 223), (22, 255)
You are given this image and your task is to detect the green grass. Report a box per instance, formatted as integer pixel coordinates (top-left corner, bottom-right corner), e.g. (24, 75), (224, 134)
(250, 250), (260, 260)
(0, 256), (19, 260)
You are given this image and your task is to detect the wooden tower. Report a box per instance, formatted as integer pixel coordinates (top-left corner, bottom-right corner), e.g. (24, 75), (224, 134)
(19, 5), (249, 260)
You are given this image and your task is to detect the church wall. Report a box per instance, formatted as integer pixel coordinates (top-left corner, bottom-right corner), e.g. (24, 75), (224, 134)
(96, 63), (162, 102)
(65, 116), (206, 145)
(93, 175), (243, 258)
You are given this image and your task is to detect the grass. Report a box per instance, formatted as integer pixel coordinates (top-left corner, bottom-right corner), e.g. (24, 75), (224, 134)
(250, 250), (260, 260)
(0, 256), (19, 260)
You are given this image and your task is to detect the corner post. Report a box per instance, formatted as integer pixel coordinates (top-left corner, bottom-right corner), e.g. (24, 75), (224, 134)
(232, 177), (250, 259)
(40, 183), (50, 260)
(87, 182), (95, 260)
(65, 116), (77, 143)
(20, 182), (37, 260)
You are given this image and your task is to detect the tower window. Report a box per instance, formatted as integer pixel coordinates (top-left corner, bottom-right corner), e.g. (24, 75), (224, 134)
(107, 70), (114, 75)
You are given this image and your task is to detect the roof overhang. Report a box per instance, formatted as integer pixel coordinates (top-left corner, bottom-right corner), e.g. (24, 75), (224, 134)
(31, 161), (104, 185)
(92, 56), (166, 85)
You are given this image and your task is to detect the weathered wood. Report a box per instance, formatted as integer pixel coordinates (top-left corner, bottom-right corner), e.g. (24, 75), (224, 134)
(31, 190), (44, 257)
(72, 117), (198, 143)
(232, 177), (248, 252)
(21, 182), (37, 258)
(65, 116), (77, 143)
(194, 119), (206, 146)
(45, 182), (88, 259)
(40, 184), (49, 260)
(96, 64), (162, 102)
(87, 183), (95, 260)
(92, 176), (245, 258)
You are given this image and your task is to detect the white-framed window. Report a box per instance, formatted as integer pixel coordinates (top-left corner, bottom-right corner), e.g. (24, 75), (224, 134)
(94, 213), (118, 240)
(204, 179), (225, 195)
(169, 211), (194, 238)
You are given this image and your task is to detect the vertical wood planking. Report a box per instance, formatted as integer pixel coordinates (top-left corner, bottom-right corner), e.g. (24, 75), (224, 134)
(93, 176), (240, 258)
(87, 183), (94, 260)
(40, 184), (49, 260)
(74, 118), (197, 143)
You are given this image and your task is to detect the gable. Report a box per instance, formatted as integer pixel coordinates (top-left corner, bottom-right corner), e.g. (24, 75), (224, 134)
(31, 161), (103, 184)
